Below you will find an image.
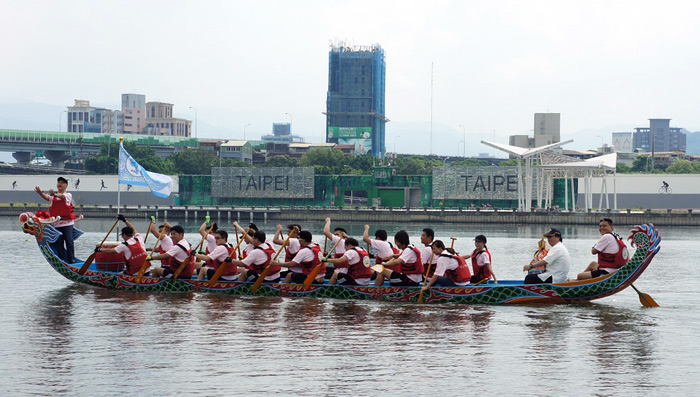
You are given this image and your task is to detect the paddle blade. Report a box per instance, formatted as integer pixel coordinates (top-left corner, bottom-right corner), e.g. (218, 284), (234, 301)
(251, 266), (271, 292)
(135, 260), (151, 285)
(418, 289), (426, 304)
(78, 253), (96, 275)
(639, 292), (660, 308)
(303, 265), (323, 289)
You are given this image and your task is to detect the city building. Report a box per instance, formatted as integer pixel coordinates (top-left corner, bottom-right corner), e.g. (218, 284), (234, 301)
(121, 93), (146, 134)
(534, 113), (561, 147)
(632, 118), (686, 153)
(325, 42), (387, 157)
(261, 123), (305, 143)
(612, 132), (633, 153)
(143, 102), (192, 137)
(220, 140), (253, 163)
(67, 100), (117, 133)
(508, 134), (533, 149)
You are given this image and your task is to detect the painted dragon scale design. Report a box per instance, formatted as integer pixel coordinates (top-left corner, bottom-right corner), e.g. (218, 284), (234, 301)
(21, 212), (660, 305)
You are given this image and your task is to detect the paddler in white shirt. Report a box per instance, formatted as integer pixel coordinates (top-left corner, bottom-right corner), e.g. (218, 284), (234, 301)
(323, 217), (347, 258)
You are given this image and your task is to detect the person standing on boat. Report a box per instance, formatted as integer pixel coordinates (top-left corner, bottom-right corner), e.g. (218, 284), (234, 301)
(149, 225), (193, 278)
(523, 228), (570, 284)
(576, 218), (629, 280)
(420, 228), (437, 278)
(271, 230), (325, 284)
(194, 230), (237, 281)
(326, 238), (372, 286)
(375, 230), (425, 286)
(232, 231), (280, 284)
(471, 235), (497, 284)
(34, 176), (76, 263)
(362, 225), (400, 265)
(421, 240), (471, 289)
(96, 215), (147, 275)
(323, 218), (347, 258)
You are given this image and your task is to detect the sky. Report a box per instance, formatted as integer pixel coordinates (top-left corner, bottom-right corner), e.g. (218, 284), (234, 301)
(2, 0), (700, 157)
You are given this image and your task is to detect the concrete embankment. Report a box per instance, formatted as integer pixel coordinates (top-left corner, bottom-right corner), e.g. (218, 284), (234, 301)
(3, 204), (700, 227)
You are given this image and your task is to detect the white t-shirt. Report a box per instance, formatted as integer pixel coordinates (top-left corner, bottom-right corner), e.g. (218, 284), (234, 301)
(289, 244), (315, 273)
(331, 234), (346, 255)
(52, 193), (74, 227)
(371, 239), (394, 261)
(205, 234), (217, 253)
(208, 245), (230, 263)
(421, 245), (437, 265)
(434, 254), (469, 286)
(540, 242), (570, 283)
(160, 235), (173, 252)
(473, 248), (491, 268)
(398, 246), (422, 283)
(287, 238), (300, 255)
(243, 243), (280, 280)
(115, 233), (145, 260)
(334, 248), (359, 275)
(166, 239), (191, 264)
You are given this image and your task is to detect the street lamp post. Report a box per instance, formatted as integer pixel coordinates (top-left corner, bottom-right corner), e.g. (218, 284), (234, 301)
(60, 110), (67, 133)
(244, 123), (251, 140)
(458, 141), (464, 156)
(189, 106), (197, 138)
(458, 124), (466, 158)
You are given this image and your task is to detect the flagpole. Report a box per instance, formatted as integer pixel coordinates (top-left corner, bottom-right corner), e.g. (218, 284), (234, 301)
(116, 137), (123, 241)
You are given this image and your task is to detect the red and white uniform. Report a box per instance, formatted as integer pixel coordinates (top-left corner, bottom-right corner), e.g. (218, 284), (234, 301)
(242, 243), (280, 281)
(396, 245), (424, 283)
(471, 248), (492, 281)
(205, 234), (218, 254)
(166, 239), (193, 278)
(435, 253), (471, 286)
(344, 247), (372, 285)
(207, 244), (237, 280)
(421, 244), (437, 277)
(115, 233), (147, 275)
(330, 234), (346, 258)
(371, 239), (399, 265)
(158, 235), (174, 268)
(50, 193), (75, 227)
(291, 243), (324, 276)
(595, 233), (629, 272)
(284, 238), (301, 262)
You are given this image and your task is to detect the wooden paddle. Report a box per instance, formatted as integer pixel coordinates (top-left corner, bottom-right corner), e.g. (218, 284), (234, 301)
(631, 284), (660, 308)
(173, 224), (215, 281)
(251, 227), (297, 292)
(207, 227), (251, 287)
(450, 237), (457, 249)
(135, 222), (167, 285)
(78, 218), (120, 275)
(417, 251), (435, 303)
(303, 236), (343, 289)
(143, 216), (155, 245)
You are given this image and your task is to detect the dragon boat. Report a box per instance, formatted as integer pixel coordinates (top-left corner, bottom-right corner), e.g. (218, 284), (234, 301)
(21, 212), (660, 305)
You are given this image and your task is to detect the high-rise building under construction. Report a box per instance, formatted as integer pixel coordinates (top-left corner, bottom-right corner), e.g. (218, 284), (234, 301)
(325, 42), (387, 156)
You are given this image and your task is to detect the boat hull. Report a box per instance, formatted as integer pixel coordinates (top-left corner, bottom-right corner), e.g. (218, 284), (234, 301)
(24, 216), (660, 305)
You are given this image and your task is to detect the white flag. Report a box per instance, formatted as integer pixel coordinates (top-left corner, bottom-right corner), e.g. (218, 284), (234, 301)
(118, 143), (173, 198)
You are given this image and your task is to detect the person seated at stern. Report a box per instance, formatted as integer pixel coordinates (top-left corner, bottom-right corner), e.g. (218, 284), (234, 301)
(523, 228), (570, 284)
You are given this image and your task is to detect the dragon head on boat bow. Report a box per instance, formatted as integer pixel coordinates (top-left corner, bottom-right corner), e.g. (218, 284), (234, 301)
(19, 212), (54, 242)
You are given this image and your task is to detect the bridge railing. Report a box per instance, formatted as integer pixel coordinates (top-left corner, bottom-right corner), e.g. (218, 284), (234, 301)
(0, 129), (200, 147)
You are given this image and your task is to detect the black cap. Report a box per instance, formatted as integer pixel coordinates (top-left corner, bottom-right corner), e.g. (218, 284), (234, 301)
(474, 235), (487, 243)
(543, 228), (562, 239)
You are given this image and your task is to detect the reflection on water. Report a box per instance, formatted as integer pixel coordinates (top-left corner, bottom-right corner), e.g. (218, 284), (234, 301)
(1, 222), (699, 395)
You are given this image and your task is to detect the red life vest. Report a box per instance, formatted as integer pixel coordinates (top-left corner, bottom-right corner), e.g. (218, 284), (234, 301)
(207, 245), (237, 277)
(471, 248), (492, 280)
(348, 247), (372, 280)
(598, 233), (629, 269)
(399, 245), (425, 275)
(298, 243), (324, 276)
(440, 253), (471, 283)
(49, 196), (76, 220)
(248, 244), (280, 276)
(123, 239), (147, 275)
(169, 243), (194, 278)
(158, 245), (171, 268)
(285, 239), (300, 262)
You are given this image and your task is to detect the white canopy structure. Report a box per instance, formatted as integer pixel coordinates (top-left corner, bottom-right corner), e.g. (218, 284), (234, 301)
(538, 152), (618, 212)
(481, 140), (573, 211)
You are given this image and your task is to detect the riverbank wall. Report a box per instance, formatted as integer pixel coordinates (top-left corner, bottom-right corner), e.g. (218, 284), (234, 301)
(3, 204), (700, 227)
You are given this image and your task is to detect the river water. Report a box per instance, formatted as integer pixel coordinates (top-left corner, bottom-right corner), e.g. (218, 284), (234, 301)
(0, 217), (698, 396)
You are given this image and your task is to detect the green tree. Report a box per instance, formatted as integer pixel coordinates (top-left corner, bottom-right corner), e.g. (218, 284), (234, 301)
(170, 148), (219, 175)
(452, 158), (490, 167)
(666, 159), (695, 174)
(499, 159), (519, 167)
(298, 147), (349, 174)
(83, 141), (171, 174)
(616, 164), (631, 173)
(262, 155), (298, 168)
(630, 155), (650, 172)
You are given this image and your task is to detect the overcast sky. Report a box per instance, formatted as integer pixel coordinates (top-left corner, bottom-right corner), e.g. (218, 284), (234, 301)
(2, 0), (699, 156)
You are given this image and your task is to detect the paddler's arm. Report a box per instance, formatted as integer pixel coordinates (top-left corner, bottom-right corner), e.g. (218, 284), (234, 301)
(323, 217), (334, 240)
(422, 274), (439, 291)
(272, 224), (284, 245)
(271, 259), (297, 268)
(198, 221), (209, 237)
(34, 186), (51, 202)
(327, 255), (348, 265)
(362, 224), (372, 245)
(150, 252), (172, 261)
(382, 257), (405, 267)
